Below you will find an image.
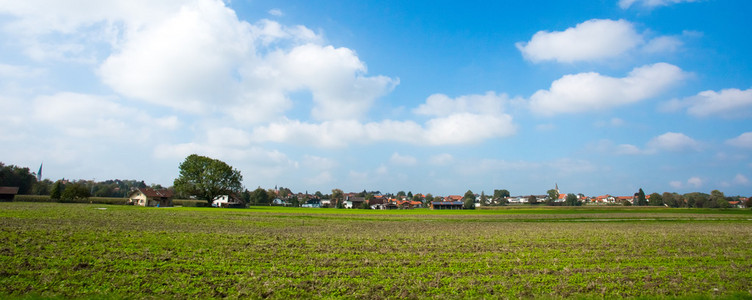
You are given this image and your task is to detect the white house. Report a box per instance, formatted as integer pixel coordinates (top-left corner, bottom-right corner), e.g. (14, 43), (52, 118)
(211, 194), (244, 208)
(127, 188), (173, 207)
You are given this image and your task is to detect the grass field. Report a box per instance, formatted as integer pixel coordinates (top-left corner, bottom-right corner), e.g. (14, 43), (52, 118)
(1, 203), (751, 299)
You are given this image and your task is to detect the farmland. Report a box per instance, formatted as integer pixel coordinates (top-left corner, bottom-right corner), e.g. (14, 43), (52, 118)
(1, 203), (751, 299)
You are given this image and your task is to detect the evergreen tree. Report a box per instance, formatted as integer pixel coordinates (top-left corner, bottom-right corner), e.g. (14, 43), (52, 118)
(636, 188), (647, 206)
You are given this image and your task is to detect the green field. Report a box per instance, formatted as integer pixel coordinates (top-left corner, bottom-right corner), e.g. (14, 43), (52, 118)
(1, 203), (751, 299)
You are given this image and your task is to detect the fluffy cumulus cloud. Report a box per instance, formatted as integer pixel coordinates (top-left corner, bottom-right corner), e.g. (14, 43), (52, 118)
(726, 132), (752, 149)
(252, 92), (517, 147)
(516, 19), (689, 63)
(529, 63), (687, 115)
(647, 132), (700, 152)
(619, 0), (700, 9)
(2, 0), (398, 124)
(517, 19), (642, 63)
(662, 87), (752, 118)
(96, 0), (397, 122)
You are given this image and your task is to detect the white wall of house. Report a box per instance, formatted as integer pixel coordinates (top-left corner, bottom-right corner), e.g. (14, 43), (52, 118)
(129, 192), (148, 206)
(212, 195), (230, 207)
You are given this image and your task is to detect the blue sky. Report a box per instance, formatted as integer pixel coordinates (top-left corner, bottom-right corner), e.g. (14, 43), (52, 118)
(1, 0), (751, 197)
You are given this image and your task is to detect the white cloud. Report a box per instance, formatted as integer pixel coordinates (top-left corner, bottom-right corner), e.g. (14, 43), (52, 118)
(251, 113), (516, 148)
(669, 176), (704, 189)
(591, 140), (641, 155)
(32, 92), (178, 139)
(726, 132), (752, 149)
(99, 0), (254, 113)
(414, 91), (507, 116)
(516, 19), (642, 63)
(516, 19), (688, 63)
(687, 177), (703, 188)
(390, 153), (417, 166)
(252, 92), (518, 147)
(614, 144), (645, 155)
(529, 63), (687, 115)
(0, 63), (46, 78)
(733, 174), (750, 185)
(205, 127), (252, 147)
(267, 43), (399, 121)
(619, 0), (700, 9)
(647, 132), (700, 152)
(268, 9), (283, 17)
(642, 36), (683, 53)
(3, 0), (397, 123)
(663, 87), (752, 118)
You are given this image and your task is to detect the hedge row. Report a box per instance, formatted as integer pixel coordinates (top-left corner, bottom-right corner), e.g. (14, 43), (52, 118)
(12, 195), (130, 205)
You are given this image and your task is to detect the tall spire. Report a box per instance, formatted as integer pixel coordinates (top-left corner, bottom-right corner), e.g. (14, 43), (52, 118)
(37, 162), (43, 181)
(555, 183), (559, 193)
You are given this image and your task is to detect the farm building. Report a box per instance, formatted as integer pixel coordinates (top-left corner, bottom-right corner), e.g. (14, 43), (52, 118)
(430, 201), (464, 210)
(344, 196), (365, 208)
(0, 187), (19, 202)
(212, 194), (245, 208)
(127, 188), (173, 207)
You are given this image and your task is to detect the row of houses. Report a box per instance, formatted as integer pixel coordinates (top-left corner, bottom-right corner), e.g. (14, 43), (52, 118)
(120, 187), (750, 209)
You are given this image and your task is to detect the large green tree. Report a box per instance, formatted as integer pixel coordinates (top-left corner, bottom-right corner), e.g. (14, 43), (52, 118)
(493, 189), (510, 200)
(60, 183), (90, 202)
(463, 190), (475, 209)
(648, 192), (663, 206)
(173, 154), (243, 204)
(0, 162), (37, 194)
(565, 193), (581, 206)
(709, 190), (728, 208)
(249, 187), (270, 205)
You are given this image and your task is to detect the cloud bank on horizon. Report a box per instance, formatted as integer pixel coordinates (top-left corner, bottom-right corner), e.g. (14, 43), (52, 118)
(0, 0), (750, 196)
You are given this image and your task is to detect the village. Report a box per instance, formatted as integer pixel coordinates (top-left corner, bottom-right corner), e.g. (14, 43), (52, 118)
(124, 186), (751, 209)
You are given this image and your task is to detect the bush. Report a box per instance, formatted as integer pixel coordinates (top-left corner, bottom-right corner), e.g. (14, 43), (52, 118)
(13, 195), (129, 205)
(14, 195), (55, 202)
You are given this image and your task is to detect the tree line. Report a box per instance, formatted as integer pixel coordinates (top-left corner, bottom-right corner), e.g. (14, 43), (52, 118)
(2, 159), (750, 209)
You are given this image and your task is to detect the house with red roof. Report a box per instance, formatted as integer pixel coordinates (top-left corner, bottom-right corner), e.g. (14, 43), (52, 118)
(127, 188), (173, 207)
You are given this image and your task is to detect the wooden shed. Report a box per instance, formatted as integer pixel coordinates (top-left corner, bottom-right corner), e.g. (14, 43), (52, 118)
(0, 187), (19, 202)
